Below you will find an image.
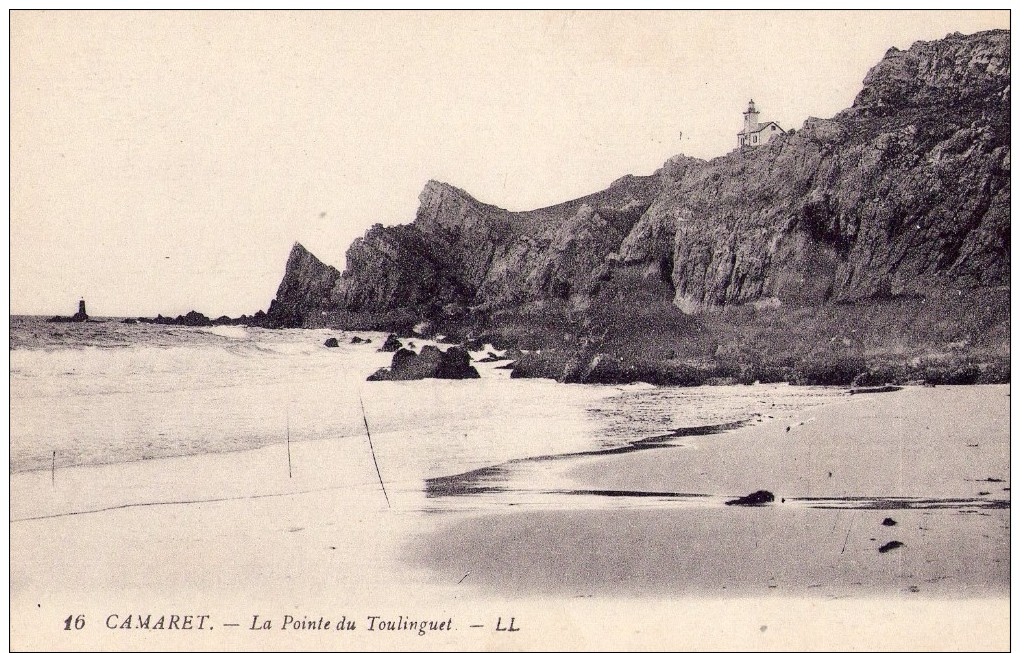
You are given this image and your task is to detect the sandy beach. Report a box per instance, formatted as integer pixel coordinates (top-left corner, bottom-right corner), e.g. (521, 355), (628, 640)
(10, 384), (1009, 651)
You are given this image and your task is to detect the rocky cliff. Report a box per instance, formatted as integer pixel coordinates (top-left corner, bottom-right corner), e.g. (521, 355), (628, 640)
(264, 30), (1010, 384)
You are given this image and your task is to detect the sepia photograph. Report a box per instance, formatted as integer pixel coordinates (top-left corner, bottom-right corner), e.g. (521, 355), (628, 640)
(9, 9), (1011, 651)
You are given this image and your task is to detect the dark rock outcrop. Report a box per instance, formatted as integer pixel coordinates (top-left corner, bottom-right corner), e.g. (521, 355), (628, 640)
(368, 345), (480, 381)
(267, 31), (1008, 322)
(265, 242), (342, 328)
(260, 30), (1010, 386)
(138, 310), (212, 327)
(48, 300), (89, 323)
(378, 334), (402, 352)
(323, 337), (339, 348)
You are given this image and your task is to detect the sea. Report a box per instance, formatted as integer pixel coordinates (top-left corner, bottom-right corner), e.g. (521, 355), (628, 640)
(10, 316), (847, 508)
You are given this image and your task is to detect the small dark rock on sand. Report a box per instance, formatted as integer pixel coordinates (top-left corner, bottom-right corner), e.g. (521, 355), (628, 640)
(350, 336), (365, 344)
(477, 352), (510, 363)
(323, 337), (339, 348)
(378, 333), (402, 352)
(882, 517), (897, 526)
(725, 490), (775, 506)
(879, 541), (905, 553)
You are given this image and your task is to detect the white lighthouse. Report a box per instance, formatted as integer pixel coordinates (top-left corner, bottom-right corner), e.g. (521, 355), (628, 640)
(737, 99), (785, 148)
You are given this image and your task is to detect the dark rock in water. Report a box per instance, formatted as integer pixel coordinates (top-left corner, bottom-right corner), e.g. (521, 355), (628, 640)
(351, 336), (365, 343)
(212, 315), (233, 325)
(368, 345), (480, 381)
(121, 318), (138, 324)
(725, 490), (775, 506)
(378, 333), (402, 352)
(879, 540), (905, 553)
(47, 300), (89, 323)
(175, 310), (212, 327)
(882, 517), (897, 526)
(324, 337), (339, 348)
(494, 362), (515, 370)
(407, 341), (417, 349)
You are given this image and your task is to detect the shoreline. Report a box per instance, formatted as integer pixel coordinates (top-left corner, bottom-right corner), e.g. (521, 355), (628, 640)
(11, 383), (1009, 650)
(408, 385), (1009, 599)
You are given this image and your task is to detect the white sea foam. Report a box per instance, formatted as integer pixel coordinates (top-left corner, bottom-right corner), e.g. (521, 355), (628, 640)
(10, 317), (846, 510)
(204, 325), (249, 339)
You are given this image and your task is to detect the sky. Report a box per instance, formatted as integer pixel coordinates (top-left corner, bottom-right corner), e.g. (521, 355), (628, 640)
(9, 10), (1010, 317)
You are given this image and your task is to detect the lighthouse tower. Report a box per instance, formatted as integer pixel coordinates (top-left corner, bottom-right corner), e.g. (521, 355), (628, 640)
(743, 99), (760, 133)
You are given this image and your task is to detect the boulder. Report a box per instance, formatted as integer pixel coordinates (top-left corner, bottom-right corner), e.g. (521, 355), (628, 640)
(378, 333), (402, 352)
(324, 337), (339, 348)
(367, 345), (480, 381)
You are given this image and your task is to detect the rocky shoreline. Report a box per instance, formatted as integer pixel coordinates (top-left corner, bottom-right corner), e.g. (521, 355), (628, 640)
(116, 31), (1011, 389)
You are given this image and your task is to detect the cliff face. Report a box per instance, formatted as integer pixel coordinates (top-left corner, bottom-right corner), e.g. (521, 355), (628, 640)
(268, 30), (1009, 326)
(267, 242), (342, 326)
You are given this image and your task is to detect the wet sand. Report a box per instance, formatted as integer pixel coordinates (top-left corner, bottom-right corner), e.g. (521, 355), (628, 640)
(10, 385), (1010, 650)
(413, 386), (1009, 599)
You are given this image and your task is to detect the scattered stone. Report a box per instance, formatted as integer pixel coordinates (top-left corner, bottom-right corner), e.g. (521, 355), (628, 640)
(882, 517), (897, 526)
(323, 337), (339, 348)
(121, 318), (138, 324)
(350, 336), (365, 343)
(725, 490), (774, 506)
(378, 333), (402, 352)
(879, 541), (905, 553)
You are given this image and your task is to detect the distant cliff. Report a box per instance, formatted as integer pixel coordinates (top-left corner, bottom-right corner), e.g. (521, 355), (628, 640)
(265, 30), (1010, 384)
